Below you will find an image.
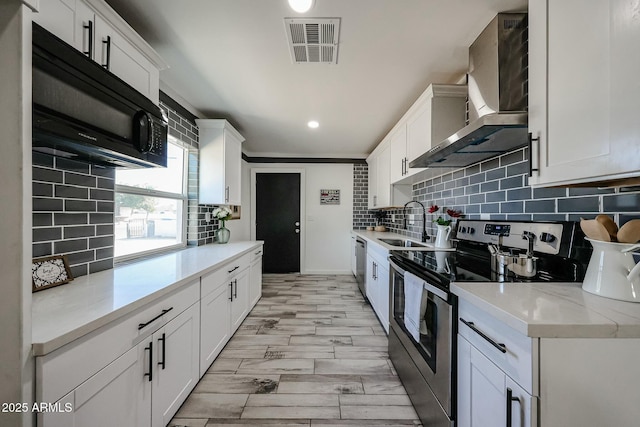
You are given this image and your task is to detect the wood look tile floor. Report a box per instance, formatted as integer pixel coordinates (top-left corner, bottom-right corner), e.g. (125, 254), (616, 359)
(169, 274), (422, 427)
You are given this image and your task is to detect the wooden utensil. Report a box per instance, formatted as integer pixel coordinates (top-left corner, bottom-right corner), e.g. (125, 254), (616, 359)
(617, 219), (640, 244)
(580, 219), (611, 241)
(595, 214), (618, 241)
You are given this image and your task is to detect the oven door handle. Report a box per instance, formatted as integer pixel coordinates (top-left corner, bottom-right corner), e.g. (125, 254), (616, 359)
(389, 259), (406, 275)
(422, 280), (449, 301)
(390, 259), (449, 301)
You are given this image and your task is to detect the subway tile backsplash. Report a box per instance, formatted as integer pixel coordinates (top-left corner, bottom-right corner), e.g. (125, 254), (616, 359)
(32, 152), (116, 278)
(362, 147), (640, 239)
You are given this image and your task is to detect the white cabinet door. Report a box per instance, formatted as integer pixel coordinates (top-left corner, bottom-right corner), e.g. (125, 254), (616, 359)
(40, 346), (151, 427)
(376, 144), (391, 208)
(529, 0), (640, 187)
(367, 154), (378, 209)
(458, 335), (536, 427)
(224, 129), (243, 205)
(365, 253), (377, 306)
(390, 125), (408, 183)
(250, 256), (263, 308)
(152, 303), (200, 427)
(199, 283), (231, 377)
(197, 120), (245, 206)
(94, 14), (159, 103)
(230, 268), (250, 333)
(33, 0), (77, 47)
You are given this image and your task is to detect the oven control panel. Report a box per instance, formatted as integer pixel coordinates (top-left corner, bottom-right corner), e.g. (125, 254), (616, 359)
(456, 220), (564, 255)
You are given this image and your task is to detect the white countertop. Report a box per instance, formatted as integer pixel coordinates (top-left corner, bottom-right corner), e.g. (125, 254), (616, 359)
(452, 281), (640, 339)
(32, 241), (262, 356)
(352, 230), (455, 251)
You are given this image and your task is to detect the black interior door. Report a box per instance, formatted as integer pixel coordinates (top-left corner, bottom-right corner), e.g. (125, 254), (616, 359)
(256, 173), (301, 273)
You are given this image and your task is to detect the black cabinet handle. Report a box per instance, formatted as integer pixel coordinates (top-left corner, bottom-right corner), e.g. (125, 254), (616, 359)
(528, 132), (540, 177)
(506, 387), (520, 427)
(144, 341), (153, 382)
(102, 35), (111, 69)
(460, 318), (506, 353)
(228, 265), (240, 274)
(233, 279), (238, 299)
(158, 333), (166, 370)
(138, 307), (173, 330)
(229, 282), (234, 301)
(83, 20), (93, 58)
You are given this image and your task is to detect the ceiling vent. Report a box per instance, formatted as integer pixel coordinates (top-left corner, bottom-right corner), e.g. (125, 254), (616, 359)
(284, 18), (340, 64)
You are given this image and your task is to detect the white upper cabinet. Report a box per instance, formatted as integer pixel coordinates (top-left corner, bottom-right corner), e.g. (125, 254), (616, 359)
(389, 124), (408, 183)
(197, 119), (245, 206)
(388, 84), (467, 184)
(33, 0), (165, 104)
(367, 140), (412, 209)
(529, 0), (640, 187)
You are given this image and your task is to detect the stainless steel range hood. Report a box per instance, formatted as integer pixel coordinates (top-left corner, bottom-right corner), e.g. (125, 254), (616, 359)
(410, 13), (528, 168)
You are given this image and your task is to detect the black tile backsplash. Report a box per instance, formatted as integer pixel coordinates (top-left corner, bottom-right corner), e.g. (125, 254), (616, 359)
(367, 147), (640, 240)
(33, 154), (115, 276)
(603, 194), (640, 212)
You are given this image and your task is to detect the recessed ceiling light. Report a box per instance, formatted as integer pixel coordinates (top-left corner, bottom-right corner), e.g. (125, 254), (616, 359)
(307, 120), (319, 129)
(288, 0), (315, 13)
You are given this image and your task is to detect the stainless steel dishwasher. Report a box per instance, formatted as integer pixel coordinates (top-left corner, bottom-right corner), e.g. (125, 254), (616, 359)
(355, 237), (366, 299)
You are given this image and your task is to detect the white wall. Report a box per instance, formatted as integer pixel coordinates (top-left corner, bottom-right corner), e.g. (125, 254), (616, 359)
(247, 162), (354, 274)
(225, 159), (251, 241)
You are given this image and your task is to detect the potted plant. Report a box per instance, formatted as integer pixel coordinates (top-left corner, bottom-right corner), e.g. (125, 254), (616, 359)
(212, 206), (233, 244)
(429, 205), (463, 248)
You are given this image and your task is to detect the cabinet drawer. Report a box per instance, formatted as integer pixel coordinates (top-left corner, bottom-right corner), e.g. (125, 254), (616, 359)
(37, 280), (199, 404)
(251, 245), (264, 262)
(458, 299), (538, 394)
(201, 253), (251, 297)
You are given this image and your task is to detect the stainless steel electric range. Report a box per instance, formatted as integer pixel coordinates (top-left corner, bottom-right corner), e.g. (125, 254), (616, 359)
(387, 219), (591, 427)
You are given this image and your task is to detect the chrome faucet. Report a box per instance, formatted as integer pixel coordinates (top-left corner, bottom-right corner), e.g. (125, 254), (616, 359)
(403, 200), (430, 242)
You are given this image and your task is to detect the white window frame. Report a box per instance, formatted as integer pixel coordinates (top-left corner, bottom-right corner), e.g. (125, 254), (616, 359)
(114, 137), (188, 262)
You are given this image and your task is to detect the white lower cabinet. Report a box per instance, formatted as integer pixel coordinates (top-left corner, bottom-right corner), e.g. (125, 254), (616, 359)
(151, 303), (200, 427)
(36, 245), (264, 427)
(456, 295), (640, 427)
(230, 268), (250, 333)
(40, 345), (151, 427)
(365, 242), (390, 334)
(199, 247), (262, 377)
(36, 282), (200, 427)
(199, 283), (231, 376)
(458, 335), (536, 427)
(249, 249), (263, 307)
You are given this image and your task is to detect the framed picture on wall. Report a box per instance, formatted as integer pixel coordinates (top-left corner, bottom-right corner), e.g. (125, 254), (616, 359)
(320, 189), (340, 205)
(32, 255), (74, 292)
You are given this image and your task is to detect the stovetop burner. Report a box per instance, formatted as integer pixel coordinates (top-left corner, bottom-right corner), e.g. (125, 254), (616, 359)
(390, 219), (591, 288)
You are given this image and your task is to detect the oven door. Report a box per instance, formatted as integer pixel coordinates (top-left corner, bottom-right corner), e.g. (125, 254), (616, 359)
(389, 258), (455, 419)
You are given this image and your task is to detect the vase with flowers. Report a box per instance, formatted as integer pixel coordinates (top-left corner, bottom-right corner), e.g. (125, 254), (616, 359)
(213, 206), (232, 244)
(429, 205), (463, 248)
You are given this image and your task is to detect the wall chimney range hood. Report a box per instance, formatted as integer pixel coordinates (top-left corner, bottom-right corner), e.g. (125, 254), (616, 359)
(410, 13), (528, 168)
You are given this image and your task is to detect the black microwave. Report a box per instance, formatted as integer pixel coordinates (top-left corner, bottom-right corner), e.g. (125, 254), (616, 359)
(32, 23), (167, 168)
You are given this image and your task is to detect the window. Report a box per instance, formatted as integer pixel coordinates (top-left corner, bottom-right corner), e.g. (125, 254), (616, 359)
(114, 137), (187, 259)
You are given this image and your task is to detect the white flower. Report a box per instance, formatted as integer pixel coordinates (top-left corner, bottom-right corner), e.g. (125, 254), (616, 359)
(212, 206), (232, 221)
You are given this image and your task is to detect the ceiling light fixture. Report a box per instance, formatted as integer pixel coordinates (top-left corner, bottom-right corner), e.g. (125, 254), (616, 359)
(288, 0), (315, 13)
(307, 120), (319, 129)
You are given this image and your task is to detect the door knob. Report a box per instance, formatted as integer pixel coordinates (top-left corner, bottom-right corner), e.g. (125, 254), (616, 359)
(295, 221), (300, 226)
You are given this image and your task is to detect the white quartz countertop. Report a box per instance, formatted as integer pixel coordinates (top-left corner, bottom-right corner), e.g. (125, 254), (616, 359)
(452, 281), (640, 338)
(32, 241), (263, 356)
(352, 230), (455, 251)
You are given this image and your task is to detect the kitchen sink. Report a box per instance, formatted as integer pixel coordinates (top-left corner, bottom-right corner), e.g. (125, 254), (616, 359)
(378, 238), (427, 248)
